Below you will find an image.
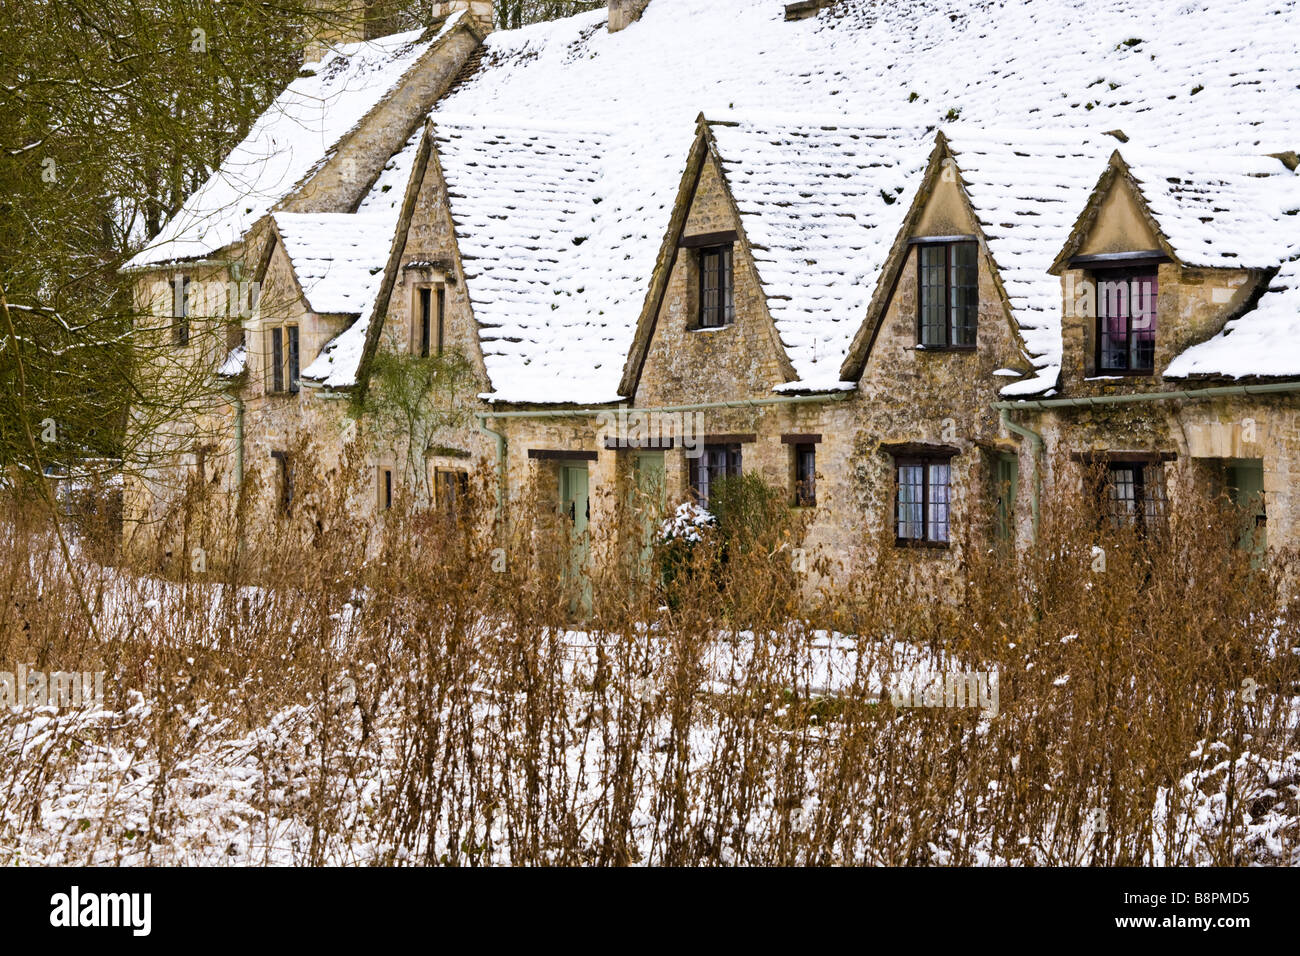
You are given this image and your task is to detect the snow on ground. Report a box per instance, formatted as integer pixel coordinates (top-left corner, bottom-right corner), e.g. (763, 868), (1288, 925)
(3, 562), (1297, 865)
(5, 635), (1295, 865)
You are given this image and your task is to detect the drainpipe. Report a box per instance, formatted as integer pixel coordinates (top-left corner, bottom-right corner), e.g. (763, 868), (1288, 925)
(233, 392), (245, 488)
(475, 413), (507, 519)
(475, 390), (850, 521)
(992, 379), (1300, 542)
(997, 406), (1043, 542)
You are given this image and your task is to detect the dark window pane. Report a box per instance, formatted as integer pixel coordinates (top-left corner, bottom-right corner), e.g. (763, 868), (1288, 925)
(950, 242), (978, 346)
(271, 327), (283, 393)
(698, 246), (734, 328)
(694, 443), (741, 508)
(919, 245), (947, 346)
(795, 444), (816, 506)
(174, 277), (191, 346)
(419, 288), (431, 358)
(287, 326), (299, 393)
(1130, 274), (1157, 371)
(722, 246), (735, 324)
(897, 463), (925, 539)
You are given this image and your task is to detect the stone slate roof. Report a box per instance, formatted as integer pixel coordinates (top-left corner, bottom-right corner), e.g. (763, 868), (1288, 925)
(125, 19), (461, 269)
(1166, 255), (1300, 379)
(139, 0), (1300, 394)
(422, 0), (1300, 400)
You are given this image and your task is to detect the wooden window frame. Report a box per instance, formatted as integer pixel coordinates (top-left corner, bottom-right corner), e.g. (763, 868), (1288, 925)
(688, 442), (742, 508)
(893, 452), (954, 547)
(434, 467), (470, 518)
(265, 324), (300, 395)
(916, 240), (978, 350)
(1095, 458), (1168, 534)
(793, 442), (817, 507)
(173, 275), (191, 347)
(696, 244), (735, 329)
(1094, 267), (1158, 376)
(270, 450), (292, 516)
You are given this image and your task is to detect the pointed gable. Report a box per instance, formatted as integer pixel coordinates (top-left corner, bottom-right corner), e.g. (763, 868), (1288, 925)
(126, 21), (467, 269)
(707, 116), (931, 391)
(1049, 147), (1300, 383)
(298, 128), (427, 389)
(839, 129), (1112, 396)
(624, 123), (796, 406)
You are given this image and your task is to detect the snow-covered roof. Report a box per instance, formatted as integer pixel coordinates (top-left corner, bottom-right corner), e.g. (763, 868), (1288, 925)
(422, 0), (1300, 402)
(272, 212), (392, 315)
(125, 23), (452, 269)
(300, 129), (424, 388)
(433, 119), (619, 403)
(947, 131), (1118, 396)
(708, 117), (931, 390)
(1165, 256), (1300, 379)
(1118, 148), (1300, 269)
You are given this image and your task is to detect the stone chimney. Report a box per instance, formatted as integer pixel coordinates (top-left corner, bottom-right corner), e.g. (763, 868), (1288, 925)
(303, 0), (366, 63)
(609, 0), (650, 33)
(304, 1), (489, 63)
(784, 0), (837, 20)
(433, 1), (494, 36)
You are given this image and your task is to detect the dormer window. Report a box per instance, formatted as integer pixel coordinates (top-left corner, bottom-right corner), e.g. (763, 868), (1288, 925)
(1095, 268), (1157, 374)
(681, 231), (737, 329)
(697, 244), (734, 328)
(917, 239), (978, 349)
(413, 284), (445, 357)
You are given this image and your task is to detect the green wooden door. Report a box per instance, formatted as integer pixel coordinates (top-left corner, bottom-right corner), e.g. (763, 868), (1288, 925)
(632, 451), (666, 575)
(1229, 460), (1266, 561)
(560, 463), (591, 615)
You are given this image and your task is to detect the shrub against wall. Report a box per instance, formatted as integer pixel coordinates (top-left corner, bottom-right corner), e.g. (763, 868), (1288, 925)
(0, 460), (1296, 866)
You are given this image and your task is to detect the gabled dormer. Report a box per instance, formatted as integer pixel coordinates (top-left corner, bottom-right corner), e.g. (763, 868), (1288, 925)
(621, 117), (797, 407)
(839, 132), (1028, 402)
(1050, 150), (1284, 393)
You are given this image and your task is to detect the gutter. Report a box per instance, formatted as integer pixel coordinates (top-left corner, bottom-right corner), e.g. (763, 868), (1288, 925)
(995, 380), (1300, 411)
(119, 255), (245, 277)
(478, 391), (849, 419)
(474, 390), (851, 519)
(993, 379), (1300, 541)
